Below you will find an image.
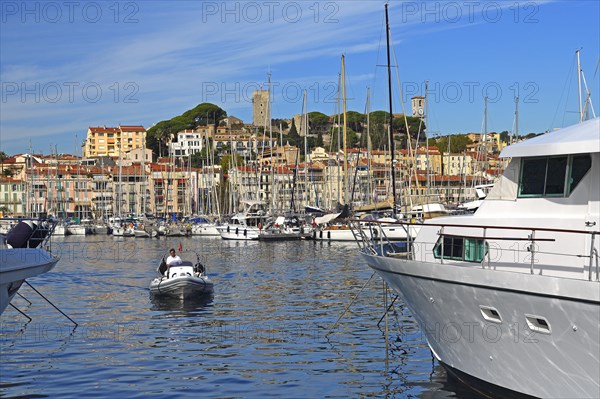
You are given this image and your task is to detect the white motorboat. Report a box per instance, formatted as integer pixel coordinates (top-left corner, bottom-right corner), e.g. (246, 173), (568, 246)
(357, 118), (600, 398)
(314, 213), (418, 242)
(258, 216), (312, 241)
(0, 219), (60, 315)
(191, 223), (220, 236)
(112, 226), (135, 237)
(190, 217), (221, 236)
(53, 223), (70, 236)
(134, 229), (151, 238)
(66, 224), (86, 235)
(149, 257), (213, 299)
(217, 201), (269, 240)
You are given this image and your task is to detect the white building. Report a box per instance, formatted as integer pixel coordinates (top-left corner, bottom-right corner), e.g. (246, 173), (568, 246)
(170, 130), (205, 158)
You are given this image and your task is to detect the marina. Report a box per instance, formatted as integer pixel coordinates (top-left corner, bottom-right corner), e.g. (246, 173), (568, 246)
(1, 2), (599, 398)
(0, 235), (478, 398)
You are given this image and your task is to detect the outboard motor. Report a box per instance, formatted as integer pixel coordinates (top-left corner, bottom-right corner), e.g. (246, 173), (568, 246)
(6, 221), (34, 248)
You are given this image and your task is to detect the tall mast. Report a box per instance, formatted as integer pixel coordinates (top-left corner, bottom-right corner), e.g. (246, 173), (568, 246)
(385, 3), (397, 213)
(341, 55), (349, 205)
(515, 96), (519, 143)
(576, 49), (583, 122)
(366, 87), (372, 203)
(303, 89), (309, 209)
(425, 81), (430, 201)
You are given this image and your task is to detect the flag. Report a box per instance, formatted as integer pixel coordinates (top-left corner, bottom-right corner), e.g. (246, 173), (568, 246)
(178, 242), (183, 252)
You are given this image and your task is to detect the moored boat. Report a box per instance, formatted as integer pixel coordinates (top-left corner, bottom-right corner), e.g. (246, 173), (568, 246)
(0, 218), (60, 315)
(357, 118), (600, 398)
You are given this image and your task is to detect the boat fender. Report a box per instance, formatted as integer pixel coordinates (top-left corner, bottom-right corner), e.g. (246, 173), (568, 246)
(6, 221), (34, 248)
(244, 229), (247, 236)
(227, 226), (230, 233)
(319, 231), (323, 239)
(235, 227), (239, 235)
(327, 231), (331, 240)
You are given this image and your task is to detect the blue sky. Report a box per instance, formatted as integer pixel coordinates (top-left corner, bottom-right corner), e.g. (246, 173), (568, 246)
(1, 0), (599, 155)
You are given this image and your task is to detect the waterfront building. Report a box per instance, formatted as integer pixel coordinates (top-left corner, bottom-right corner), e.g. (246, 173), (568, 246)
(83, 125), (147, 158)
(0, 177), (26, 216)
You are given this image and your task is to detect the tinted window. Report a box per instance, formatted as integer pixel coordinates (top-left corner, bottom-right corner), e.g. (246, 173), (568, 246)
(569, 154), (592, 194)
(520, 158), (546, 195)
(544, 156), (567, 195)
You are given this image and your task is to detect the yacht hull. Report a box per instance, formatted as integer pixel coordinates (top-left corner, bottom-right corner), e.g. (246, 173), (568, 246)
(362, 252), (600, 399)
(0, 249), (60, 314)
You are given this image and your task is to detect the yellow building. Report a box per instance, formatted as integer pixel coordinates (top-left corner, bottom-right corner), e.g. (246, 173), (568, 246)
(83, 125), (147, 158)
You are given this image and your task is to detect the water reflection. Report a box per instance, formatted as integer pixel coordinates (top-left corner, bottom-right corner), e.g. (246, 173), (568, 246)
(149, 293), (214, 313)
(0, 236), (482, 398)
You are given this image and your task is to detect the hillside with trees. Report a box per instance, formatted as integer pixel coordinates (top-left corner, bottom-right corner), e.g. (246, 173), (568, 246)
(146, 103), (227, 157)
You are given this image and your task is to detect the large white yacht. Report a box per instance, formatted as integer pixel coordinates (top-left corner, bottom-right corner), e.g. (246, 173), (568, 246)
(358, 118), (600, 398)
(0, 219), (60, 315)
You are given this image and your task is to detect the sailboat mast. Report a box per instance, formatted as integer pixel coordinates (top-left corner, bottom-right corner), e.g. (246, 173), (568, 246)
(576, 49), (583, 122)
(385, 4), (397, 213)
(515, 95), (519, 143)
(341, 55), (348, 205)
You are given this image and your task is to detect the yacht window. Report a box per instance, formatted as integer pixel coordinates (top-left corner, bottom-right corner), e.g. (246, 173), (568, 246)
(545, 157), (567, 195)
(519, 158), (547, 196)
(434, 237), (488, 263)
(569, 154), (591, 194)
(518, 156), (568, 197)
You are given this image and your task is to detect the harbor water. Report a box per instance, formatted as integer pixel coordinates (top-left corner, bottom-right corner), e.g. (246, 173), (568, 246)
(1, 236), (479, 398)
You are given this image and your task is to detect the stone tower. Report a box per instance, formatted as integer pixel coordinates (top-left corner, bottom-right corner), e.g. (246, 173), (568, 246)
(252, 90), (269, 128)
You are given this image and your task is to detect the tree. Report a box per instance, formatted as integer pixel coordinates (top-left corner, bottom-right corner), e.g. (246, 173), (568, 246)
(0, 151), (8, 162)
(287, 119), (301, 147)
(219, 154), (244, 173)
(147, 103), (227, 157)
(2, 166), (15, 178)
(431, 135), (473, 153)
(329, 127), (359, 150)
(271, 119), (288, 130)
(308, 111), (330, 134)
(346, 111), (365, 133)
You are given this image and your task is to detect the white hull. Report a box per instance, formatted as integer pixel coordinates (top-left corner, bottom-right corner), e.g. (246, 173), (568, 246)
(314, 224), (419, 242)
(54, 225), (70, 236)
(191, 224), (220, 236)
(66, 225), (86, 235)
(362, 253), (600, 398)
(217, 226), (260, 240)
(0, 248), (60, 314)
(112, 227), (134, 237)
(134, 229), (150, 238)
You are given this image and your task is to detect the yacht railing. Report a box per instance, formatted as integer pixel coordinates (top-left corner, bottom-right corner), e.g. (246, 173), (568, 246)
(352, 219), (600, 282)
(1, 217), (58, 252)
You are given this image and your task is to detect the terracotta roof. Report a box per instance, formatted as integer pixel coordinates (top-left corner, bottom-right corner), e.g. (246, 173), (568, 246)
(119, 125), (146, 131)
(89, 126), (119, 133)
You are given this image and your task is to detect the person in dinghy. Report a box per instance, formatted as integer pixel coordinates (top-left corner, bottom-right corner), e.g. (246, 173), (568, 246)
(166, 248), (182, 266)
